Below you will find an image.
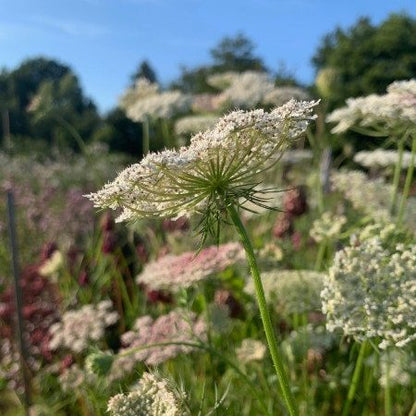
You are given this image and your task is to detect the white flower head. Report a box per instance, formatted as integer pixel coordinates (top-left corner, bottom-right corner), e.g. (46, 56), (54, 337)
(86, 100), (318, 240)
(322, 237), (416, 349)
(326, 79), (416, 136)
(107, 372), (188, 416)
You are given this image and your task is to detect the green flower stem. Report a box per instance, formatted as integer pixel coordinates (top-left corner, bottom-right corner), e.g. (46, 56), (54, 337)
(342, 341), (368, 416)
(408, 400), (416, 416)
(314, 241), (327, 271)
(390, 137), (404, 215)
(227, 203), (299, 416)
(397, 134), (416, 225)
(384, 350), (392, 416)
(143, 116), (150, 155)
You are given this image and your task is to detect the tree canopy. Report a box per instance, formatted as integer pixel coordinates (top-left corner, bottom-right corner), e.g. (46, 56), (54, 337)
(313, 13), (416, 106)
(0, 57), (100, 148)
(172, 33), (267, 93)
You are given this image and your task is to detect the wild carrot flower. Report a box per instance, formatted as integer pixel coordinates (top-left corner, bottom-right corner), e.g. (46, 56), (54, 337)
(49, 301), (118, 353)
(86, 100), (318, 239)
(174, 114), (218, 136)
(107, 372), (188, 416)
(136, 242), (244, 292)
(310, 211), (347, 242)
(331, 170), (393, 221)
(321, 236), (416, 349)
(110, 309), (206, 378)
(120, 77), (191, 122)
(326, 79), (416, 135)
(244, 269), (325, 316)
(236, 339), (267, 363)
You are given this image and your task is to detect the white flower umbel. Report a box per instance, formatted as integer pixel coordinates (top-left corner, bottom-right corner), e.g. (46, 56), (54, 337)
(322, 237), (416, 349)
(331, 170), (393, 222)
(310, 212), (347, 243)
(49, 300), (118, 353)
(326, 79), (416, 135)
(236, 339), (267, 363)
(120, 77), (192, 122)
(215, 71), (276, 109)
(245, 269), (325, 316)
(86, 100), (318, 236)
(353, 149), (416, 170)
(174, 114), (218, 136)
(137, 242), (244, 292)
(107, 372), (187, 416)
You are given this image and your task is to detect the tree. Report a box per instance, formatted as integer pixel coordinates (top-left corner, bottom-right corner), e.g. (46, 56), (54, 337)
(29, 73), (100, 148)
(0, 57), (101, 149)
(92, 108), (143, 156)
(210, 33), (266, 73)
(172, 33), (267, 94)
(313, 13), (416, 106)
(130, 60), (158, 85)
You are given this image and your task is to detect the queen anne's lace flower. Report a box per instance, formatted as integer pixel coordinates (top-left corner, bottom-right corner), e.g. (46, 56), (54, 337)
(110, 310), (206, 379)
(353, 149), (416, 169)
(326, 79), (416, 135)
(137, 242), (244, 292)
(49, 301), (118, 353)
(310, 211), (347, 242)
(331, 170), (393, 221)
(174, 114), (218, 136)
(236, 339), (267, 363)
(120, 77), (192, 121)
(321, 237), (416, 349)
(244, 269), (325, 316)
(86, 100), (318, 229)
(107, 372), (188, 416)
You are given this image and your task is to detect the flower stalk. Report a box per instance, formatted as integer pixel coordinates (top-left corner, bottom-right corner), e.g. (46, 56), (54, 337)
(342, 341), (368, 416)
(227, 203), (298, 416)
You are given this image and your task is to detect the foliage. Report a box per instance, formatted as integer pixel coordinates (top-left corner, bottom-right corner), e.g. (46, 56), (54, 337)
(130, 60), (158, 85)
(172, 33), (267, 94)
(312, 13), (416, 106)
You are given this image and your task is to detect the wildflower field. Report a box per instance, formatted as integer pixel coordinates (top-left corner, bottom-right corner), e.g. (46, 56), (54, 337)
(2, 68), (416, 416)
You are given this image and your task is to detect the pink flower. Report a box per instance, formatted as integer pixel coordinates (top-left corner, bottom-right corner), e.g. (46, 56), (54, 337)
(136, 242), (244, 292)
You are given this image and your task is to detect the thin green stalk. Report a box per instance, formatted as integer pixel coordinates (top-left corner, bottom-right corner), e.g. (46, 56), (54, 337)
(342, 341), (368, 416)
(397, 134), (416, 225)
(143, 116), (150, 155)
(390, 137), (404, 215)
(408, 400), (416, 416)
(227, 203), (299, 416)
(384, 350), (392, 416)
(314, 241), (327, 271)
(161, 118), (170, 148)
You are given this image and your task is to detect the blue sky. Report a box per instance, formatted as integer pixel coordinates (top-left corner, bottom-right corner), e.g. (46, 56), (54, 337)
(1, 0), (416, 114)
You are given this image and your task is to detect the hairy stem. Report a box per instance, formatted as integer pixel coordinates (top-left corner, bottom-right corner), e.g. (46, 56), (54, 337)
(227, 203), (299, 416)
